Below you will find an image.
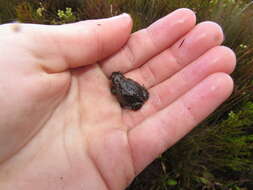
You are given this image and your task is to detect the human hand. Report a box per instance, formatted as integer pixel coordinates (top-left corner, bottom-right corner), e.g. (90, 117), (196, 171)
(0, 9), (236, 190)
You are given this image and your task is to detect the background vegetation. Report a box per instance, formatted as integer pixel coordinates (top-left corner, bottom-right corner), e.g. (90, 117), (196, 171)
(0, 0), (253, 189)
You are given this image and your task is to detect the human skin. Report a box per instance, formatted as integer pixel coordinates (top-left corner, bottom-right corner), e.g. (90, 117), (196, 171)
(0, 9), (236, 190)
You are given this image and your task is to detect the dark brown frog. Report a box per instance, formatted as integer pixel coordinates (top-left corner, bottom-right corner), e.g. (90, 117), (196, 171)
(110, 72), (149, 111)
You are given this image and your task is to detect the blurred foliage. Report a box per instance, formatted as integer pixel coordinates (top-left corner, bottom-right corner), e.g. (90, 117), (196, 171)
(0, 0), (253, 189)
(157, 101), (253, 190)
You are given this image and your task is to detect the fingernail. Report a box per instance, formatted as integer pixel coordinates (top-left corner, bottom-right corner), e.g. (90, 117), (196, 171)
(111, 13), (131, 20)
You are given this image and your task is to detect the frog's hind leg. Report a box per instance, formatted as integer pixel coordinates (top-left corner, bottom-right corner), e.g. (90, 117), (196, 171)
(131, 102), (143, 111)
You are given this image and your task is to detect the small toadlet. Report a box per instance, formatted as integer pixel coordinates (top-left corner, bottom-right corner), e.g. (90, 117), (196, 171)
(110, 72), (149, 111)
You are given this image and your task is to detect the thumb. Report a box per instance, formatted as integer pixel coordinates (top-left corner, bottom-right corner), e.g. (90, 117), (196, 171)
(7, 13), (132, 72)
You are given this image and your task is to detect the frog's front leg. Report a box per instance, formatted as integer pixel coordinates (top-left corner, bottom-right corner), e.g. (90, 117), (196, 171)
(111, 86), (117, 94)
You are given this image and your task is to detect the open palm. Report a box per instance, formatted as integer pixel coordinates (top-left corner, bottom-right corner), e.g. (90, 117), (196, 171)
(0, 9), (235, 190)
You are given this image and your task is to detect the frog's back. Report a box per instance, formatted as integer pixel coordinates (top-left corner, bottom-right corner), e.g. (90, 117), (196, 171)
(120, 79), (147, 101)
(120, 79), (139, 94)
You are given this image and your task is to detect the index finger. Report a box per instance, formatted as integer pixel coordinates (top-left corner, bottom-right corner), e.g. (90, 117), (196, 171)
(101, 8), (196, 76)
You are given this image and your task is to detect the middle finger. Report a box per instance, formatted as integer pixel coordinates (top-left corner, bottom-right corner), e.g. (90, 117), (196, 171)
(125, 22), (224, 88)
